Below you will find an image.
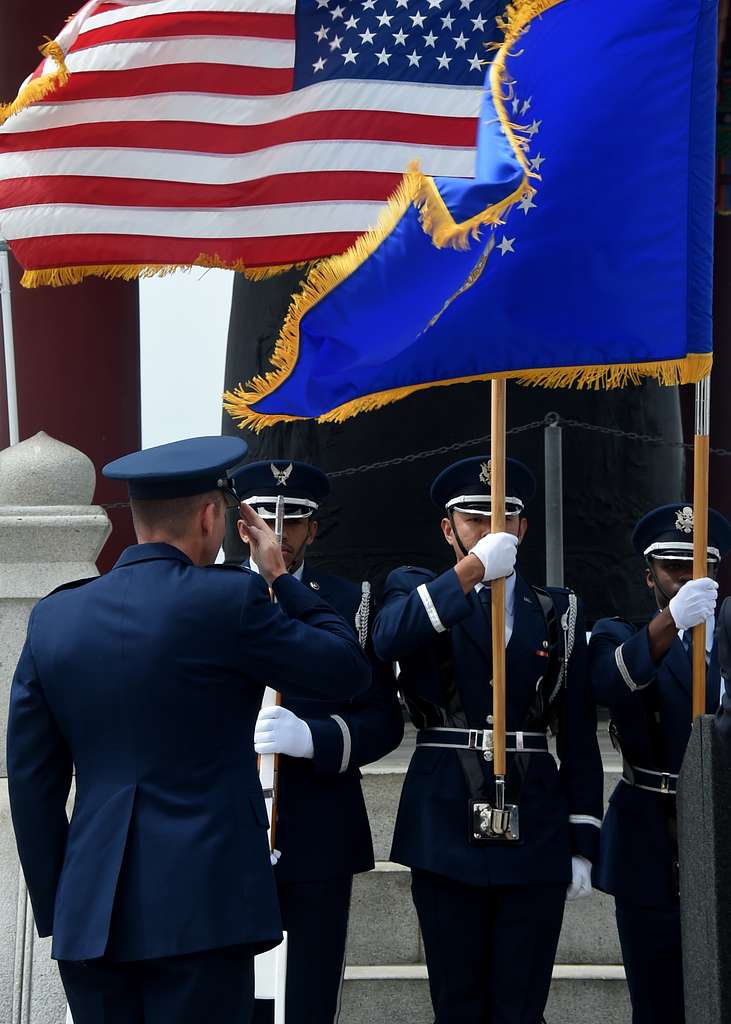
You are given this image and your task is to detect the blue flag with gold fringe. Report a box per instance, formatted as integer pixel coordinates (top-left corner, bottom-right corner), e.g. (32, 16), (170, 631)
(225, 0), (718, 430)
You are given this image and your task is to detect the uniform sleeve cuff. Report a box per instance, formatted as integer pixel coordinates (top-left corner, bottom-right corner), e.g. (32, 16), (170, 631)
(613, 627), (657, 692)
(308, 715), (351, 775)
(569, 815), (601, 863)
(416, 569), (471, 634)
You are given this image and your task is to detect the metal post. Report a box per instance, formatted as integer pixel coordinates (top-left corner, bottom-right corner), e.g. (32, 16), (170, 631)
(544, 412), (564, 587)
(0, 241), (19, 445)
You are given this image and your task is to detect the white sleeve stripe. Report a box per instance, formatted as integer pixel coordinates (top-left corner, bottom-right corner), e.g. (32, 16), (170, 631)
(569, 814), (602, 829)
(417, 583), (446, 633)
(331, 714), (351, 774)
(615, 643), (638, 691)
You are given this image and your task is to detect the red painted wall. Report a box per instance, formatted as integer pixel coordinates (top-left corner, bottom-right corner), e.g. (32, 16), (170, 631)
(0, 1), (140, 570)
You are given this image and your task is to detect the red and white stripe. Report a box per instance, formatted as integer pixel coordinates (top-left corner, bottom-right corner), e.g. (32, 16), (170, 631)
(0, 0), (483, 275)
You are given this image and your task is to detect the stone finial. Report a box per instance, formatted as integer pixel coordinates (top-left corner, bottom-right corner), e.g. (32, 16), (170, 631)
(0, 431), (97, 506)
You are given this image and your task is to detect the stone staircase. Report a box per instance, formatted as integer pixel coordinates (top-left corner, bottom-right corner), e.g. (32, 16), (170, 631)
(341, 727), (632, 1024)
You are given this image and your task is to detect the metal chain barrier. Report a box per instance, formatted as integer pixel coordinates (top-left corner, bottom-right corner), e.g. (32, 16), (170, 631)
(98, 413), (731, 511)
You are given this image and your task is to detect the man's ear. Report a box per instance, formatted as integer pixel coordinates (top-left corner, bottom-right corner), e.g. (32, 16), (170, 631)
(237, 518), (250, 544)
(306, 519), (319, 547)
(518, 517), (528, 543)
(644, 567), (655, 590)
(440, 516), (453, 545)
(200, 499), (218, 537)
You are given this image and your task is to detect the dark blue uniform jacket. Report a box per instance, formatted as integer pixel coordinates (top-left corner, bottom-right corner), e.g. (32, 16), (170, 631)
(6, 543), (370, 963)
(372, 565), (603, 888)
(589, 615), (720, 908)
(245, 560), (403, 882)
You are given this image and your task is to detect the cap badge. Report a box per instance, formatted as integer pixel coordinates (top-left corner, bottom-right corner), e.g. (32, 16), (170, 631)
(310, 580), (320, 590)
(479, 460), (491, 487)
(271, 462), (293, 487)
(675, 506), (694, 534)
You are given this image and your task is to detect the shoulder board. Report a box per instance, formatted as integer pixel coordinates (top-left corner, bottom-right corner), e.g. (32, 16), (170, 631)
(543, 584), (573, 597)
(591, 615), (636, 633)
(212, 561), (251, 573)
(42, 576), (98, 599)
(310, 569), (359, 592)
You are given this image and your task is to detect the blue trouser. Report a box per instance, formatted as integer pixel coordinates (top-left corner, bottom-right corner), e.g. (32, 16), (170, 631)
(59, 944), (255, 1024)
(252, 875), (353, 1024)
(615, 899), (684, 1024)
(411, 869), (566, 1024)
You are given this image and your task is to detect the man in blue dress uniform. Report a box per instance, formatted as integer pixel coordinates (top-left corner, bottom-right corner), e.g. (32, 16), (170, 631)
(372, 456), (604, 1024)
(589, 503), (731, 1024)
(6, 436), (371, 1024)
(233, 459), (404, 1024)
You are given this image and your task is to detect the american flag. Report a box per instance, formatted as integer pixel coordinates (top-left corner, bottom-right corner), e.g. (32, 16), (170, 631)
(0, 0), (499, 284)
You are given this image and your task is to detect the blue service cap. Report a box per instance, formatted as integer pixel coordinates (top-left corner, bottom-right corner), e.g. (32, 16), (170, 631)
(431, 456), (536, 517)
(102, 435), (248, 500)
(632, 503), (731, 563)
(232, 460), (329, 520)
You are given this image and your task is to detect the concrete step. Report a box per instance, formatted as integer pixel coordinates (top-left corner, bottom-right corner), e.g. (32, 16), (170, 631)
(362, 763), (621, 862)
(340, 965), (631, 1024)
(347, 862), (622, 966)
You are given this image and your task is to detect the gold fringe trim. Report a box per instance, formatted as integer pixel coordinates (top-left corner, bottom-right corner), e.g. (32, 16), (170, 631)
(19, 255), (313, 288)
(227, 354), (713, 432)
(489, 0), (567, 182)
(224, 0), (566, 431)
(0, 39), (69, 125)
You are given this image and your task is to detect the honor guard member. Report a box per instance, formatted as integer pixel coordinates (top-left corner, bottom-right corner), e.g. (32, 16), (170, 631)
(372, 456), (604, 1024)
(590, 503), (730, 1024)
(233, 460), (404, 1024)
(6, 436), (371, 1024)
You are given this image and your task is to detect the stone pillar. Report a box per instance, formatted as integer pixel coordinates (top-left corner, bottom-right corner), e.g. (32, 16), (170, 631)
(0, 433), (111, 1024)
(677, 715), (731, 1024)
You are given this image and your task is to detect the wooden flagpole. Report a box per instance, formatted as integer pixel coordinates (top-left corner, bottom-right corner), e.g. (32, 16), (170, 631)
(260, 496), (285, 851)
(692, 375), (711, 719)
(490, 379), (507, 785)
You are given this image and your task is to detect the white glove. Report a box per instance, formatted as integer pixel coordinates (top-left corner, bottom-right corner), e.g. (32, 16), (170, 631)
(566, 855), (593, 902)
(469, 532), (518, 583)
(668, 577), (718, 631)
(254, 705), (314, 759)
(270, 849), (281, 867)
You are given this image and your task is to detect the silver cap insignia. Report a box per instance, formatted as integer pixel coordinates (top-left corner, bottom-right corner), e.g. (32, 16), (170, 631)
(675, 506), (694, 534)
(479, 460), (491, 487)
(271, 463), (293, 487)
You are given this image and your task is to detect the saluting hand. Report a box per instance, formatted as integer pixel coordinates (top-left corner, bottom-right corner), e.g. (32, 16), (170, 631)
(239, 503), (288, 585)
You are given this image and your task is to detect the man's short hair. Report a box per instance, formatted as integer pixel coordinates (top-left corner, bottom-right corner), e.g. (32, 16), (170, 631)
(130, 489), (223, 540)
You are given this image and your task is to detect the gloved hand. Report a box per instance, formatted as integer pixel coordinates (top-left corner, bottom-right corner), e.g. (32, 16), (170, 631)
(270, 849), (281, 867)
(254, 705), (314, 759)
(566, 855), (593, 902)
(469, 532), (518, 583)
(668, 577), (718, 631)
